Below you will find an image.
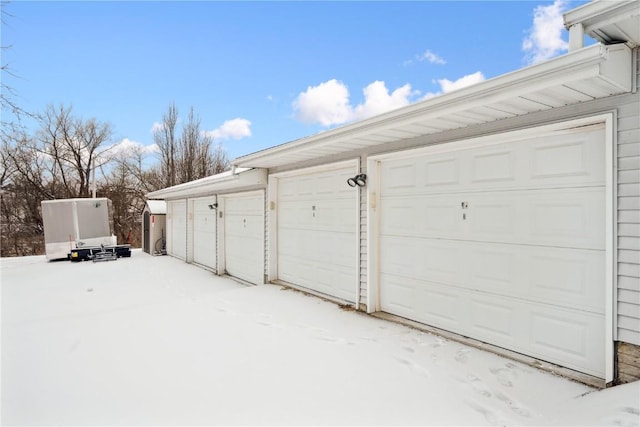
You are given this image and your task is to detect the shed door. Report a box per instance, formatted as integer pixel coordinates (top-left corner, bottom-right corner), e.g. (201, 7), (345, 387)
(276, 163), (358, 302)
(222, 192), (264, 285)
(143, 211), (150, 254)
(192, 196), (217, 270)
(169, 200), (187, 260)
(377, 124), (606, 378)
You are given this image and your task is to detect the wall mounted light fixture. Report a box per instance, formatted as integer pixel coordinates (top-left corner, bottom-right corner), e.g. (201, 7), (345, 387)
(347, 174), (367, 188)
(208, 203), (218, 210)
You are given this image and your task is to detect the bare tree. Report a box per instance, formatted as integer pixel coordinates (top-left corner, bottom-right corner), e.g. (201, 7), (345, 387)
(1, 1), (34, 140)
(34, 104), (113, 198)
(153, 102), (178, 187)
(153, 103), (230, 188)
(1, 104), (114, 255)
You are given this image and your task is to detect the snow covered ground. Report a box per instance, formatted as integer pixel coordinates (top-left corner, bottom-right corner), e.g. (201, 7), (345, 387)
(1, 250), (638, 426)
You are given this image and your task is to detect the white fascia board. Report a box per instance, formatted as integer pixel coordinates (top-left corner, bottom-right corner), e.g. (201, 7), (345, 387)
(146, 168), (267, 200)
(232, 44), (631, 169)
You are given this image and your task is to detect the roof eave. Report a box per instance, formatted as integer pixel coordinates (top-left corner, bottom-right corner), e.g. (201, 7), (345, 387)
(233, 43), (632, 169)
(146, 168), (267, 200)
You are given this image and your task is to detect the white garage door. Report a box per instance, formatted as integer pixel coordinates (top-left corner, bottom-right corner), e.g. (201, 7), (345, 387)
(276, 163), (359, 302)
(377, 124), (607, 378)
(222, 192), (264, 285)
(192, 196), (217, 270)
(169, 200), (187, 260)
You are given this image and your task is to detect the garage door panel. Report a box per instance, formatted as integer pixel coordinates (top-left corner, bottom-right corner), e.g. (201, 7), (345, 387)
(381, 274), (605, 376)
(280, 169), (354, 200)
(530, 308), (604, 376)
(381, 126), (605, 196)
(529, 135), (604, 182)
(470, 149), (516, 184)
(280, 229), (355, 269)
(383, 236), (604, 312)
(469, 298), (518, 342)
(425, 156), (461, 187)
(279, 254), (354, 301)
(382, 188), (604, 249)
(381, 274), (462, 325)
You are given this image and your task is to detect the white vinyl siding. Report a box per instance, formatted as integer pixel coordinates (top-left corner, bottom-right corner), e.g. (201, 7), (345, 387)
(616, 58), (640, 345)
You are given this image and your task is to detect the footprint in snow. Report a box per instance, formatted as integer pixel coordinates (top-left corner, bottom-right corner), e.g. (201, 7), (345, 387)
(395, 357), (431, 377)
(455, 349), (470, 363)
(467, 374), (493, 398)
(494, 390), (531, 418)
(465, 400), (505, 425)
(490, 367), (517, 387)
(315, 336), (354, 345)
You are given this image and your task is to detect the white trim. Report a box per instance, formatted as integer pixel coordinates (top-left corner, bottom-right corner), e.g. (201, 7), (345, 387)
(355, 157), (362, 311)
(366, 159), (381, 313)
(367, 114), (616, 380)
(605, 112), (616, 384)
(269, 159), (360, 179)
(186, 199), (194, 263)
(216, 196), (226, 276)
(267, 177), (278, 283)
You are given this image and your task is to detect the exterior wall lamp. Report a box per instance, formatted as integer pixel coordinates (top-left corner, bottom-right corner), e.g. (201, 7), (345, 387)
(347, 174), (367, 188)
(208, 203), (218, 210)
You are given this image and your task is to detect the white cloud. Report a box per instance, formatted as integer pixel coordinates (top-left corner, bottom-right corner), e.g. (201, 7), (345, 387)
(437, 71), (486, 93)
(353, 81), (415, 121)
(422, 71), (486, 100)
(292, 79), (416, 127)
(104, 138), (159, 160)
(292, 79), (353, 126)
(204, 118), (252, 141)
(418, 49), (446, 65)
(522, 0), (569, 65)
(404, 49), (446, 67)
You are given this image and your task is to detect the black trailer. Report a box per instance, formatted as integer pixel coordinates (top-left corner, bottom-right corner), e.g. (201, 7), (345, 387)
(69, 244), (132, 262)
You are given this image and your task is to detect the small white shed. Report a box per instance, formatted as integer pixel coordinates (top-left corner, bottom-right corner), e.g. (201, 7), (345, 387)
(141, 200), (167, 255)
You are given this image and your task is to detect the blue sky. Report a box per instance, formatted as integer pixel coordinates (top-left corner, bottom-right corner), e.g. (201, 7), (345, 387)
(1, 0), (592, 162)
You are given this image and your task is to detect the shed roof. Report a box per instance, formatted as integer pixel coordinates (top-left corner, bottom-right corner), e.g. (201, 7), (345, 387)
(146, 168), (267, 200)
(145, 200), (166, 215)
(232, 42), (632, 170)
